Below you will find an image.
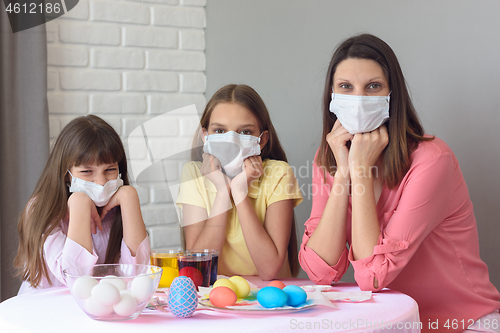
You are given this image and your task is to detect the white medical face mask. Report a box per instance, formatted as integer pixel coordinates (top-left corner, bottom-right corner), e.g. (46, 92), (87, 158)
(68, 171), (124, 207)
(329, 92), (390, 134)
(203, 131), (262, 179)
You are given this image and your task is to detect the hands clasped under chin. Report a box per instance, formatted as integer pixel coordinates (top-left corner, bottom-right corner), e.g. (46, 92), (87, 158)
(201, 153), (264, 204)
(67, 186), (137, 235)
(349, 125), (389, 175)
(327, 120), (389, 179)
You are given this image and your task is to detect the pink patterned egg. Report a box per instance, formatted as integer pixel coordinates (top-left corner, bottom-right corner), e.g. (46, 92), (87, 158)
(168, 276), (197, 318)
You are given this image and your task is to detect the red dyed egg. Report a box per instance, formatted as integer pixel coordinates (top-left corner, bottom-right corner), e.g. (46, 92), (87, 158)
(209, 286), (237, 308)
(179, 267), (203, 288)
(267, 280), (286, 289)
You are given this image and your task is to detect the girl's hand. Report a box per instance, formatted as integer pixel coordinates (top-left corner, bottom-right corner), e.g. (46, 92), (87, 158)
(200, 153), (231, 191)
(326, 120), (354, 179)
(231, 156), (263, 203)
(349, 125), (389, 173)
(100, 185), (137, 221)
(67, 191), (102, 234)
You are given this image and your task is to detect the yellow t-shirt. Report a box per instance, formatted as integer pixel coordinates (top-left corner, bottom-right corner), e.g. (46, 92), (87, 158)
(176, 159), (303, 277)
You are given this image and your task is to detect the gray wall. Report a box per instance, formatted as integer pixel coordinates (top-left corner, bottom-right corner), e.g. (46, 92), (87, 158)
(205, 0), (500, 286)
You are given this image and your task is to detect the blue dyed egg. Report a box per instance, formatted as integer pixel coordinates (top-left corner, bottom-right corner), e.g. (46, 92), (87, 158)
(168, 276), (198, 318)
(283, 285), (307, 307)
(257, 286), (287, 308)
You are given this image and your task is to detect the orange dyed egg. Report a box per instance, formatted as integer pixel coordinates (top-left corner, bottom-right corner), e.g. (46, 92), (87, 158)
(209, 286), (237, 308)
(267, 280), (286, 289)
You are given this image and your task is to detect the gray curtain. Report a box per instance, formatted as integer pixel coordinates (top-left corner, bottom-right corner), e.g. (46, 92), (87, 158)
(0, 8), (49, 301)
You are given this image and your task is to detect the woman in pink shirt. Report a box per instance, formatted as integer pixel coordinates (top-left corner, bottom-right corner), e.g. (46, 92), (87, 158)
(299, 34), (500, 333)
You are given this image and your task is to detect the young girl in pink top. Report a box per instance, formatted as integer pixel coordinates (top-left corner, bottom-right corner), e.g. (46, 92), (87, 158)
(299, 34), (500, 333)
(14, 115), (150, 294)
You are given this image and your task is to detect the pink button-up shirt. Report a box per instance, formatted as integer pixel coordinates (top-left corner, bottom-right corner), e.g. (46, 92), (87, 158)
(299, 137), (500, 332)
(18, 208), (150, 295)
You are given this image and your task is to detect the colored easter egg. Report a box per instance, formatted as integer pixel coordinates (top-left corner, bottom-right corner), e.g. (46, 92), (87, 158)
(229, 276), (250, 298)
(160, 266), (179, 288)
(168, 276), (198, 318)
(209, 286), (237, 308)
(257, 286), (287, 308)
(213, 278), (235, 292)
(267, 280), (286, 289)
(283, 285), (307, 307)
(179, 266), (203, 288)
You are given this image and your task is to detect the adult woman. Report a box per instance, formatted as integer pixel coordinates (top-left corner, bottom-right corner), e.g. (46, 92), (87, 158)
(299, 34), (500, 332)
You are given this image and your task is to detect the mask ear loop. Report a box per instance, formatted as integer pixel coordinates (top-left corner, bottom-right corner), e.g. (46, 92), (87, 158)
(66, 170), (74, 190)
(257, 131), (265, 144)
(66, 170), (74, 182)
(386, 91), (391, 103)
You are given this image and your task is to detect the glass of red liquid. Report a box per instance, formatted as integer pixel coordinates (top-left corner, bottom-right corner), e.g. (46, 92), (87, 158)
(206, 249), (219, 285)
(177, 251), (212, 289)
(189, 249), (219, 285)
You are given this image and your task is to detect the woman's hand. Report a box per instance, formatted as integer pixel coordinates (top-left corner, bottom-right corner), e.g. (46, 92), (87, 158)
(230, 156), (263, 203)
(349, 125), (389, 173)
(326, 120), (354, 179)
(67, 191), (102, 234)
(200, 153), (231, 192)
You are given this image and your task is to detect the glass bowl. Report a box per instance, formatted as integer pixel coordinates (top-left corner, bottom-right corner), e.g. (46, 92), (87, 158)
(63, 264), (162, 321)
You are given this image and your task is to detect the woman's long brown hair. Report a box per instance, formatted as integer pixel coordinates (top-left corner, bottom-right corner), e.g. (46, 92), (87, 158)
(318, 34), (433, 187)
(191, 84), (300, 277)
(14, 115), (129, 287)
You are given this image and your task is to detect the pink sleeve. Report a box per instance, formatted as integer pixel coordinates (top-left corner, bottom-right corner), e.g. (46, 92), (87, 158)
(44, 225), (98, 286)
(298, 153), (349, 285)
(119, 235), (151, 265)
(350, 146), (456, 291)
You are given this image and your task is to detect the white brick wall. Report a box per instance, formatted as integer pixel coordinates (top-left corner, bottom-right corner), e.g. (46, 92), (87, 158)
(47, 0), (206, 249)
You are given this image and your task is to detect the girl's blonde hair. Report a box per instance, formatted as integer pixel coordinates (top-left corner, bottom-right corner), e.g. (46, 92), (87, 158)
(192, 84), (299, 277)
(14, 115), (129, 288)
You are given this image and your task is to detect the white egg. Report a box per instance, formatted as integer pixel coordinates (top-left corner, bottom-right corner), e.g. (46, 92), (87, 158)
(131, 275), (154, 303)
(120, 289), (132, 296)
(91, 282), (120, 306)
(72, 276), (98, 299)
(85, 296), (113, 317)
(100, 275), (127, 291)
(113, 293), (137, 317)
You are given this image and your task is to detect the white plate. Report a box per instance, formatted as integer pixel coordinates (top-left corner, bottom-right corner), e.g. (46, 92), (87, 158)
(198, 299), (316, 314)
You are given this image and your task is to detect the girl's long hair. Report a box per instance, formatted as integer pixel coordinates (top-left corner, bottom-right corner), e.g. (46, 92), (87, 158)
(192, 84), (299, 276)
(14, 115), (129, 288)
(317, 34), (433, 187)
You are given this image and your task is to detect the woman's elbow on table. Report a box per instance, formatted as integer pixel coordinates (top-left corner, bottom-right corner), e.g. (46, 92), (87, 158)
(299, 252), (340, 286)
(355, 273), (385, 292)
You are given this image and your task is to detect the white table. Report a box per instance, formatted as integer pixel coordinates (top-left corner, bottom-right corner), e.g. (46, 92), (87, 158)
(0, 278), (421, 333)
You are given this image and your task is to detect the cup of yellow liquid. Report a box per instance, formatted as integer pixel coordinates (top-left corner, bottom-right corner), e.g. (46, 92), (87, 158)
(150, 249), (182, 288)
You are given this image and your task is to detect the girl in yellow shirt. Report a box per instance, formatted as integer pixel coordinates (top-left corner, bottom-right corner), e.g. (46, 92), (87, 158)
(176, 84), (303, 280)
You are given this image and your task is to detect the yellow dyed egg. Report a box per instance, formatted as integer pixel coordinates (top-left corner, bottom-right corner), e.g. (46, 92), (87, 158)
(213, 278), (235, 292)
(229, 276), (250, 298)
(159, 267), (178, 288)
